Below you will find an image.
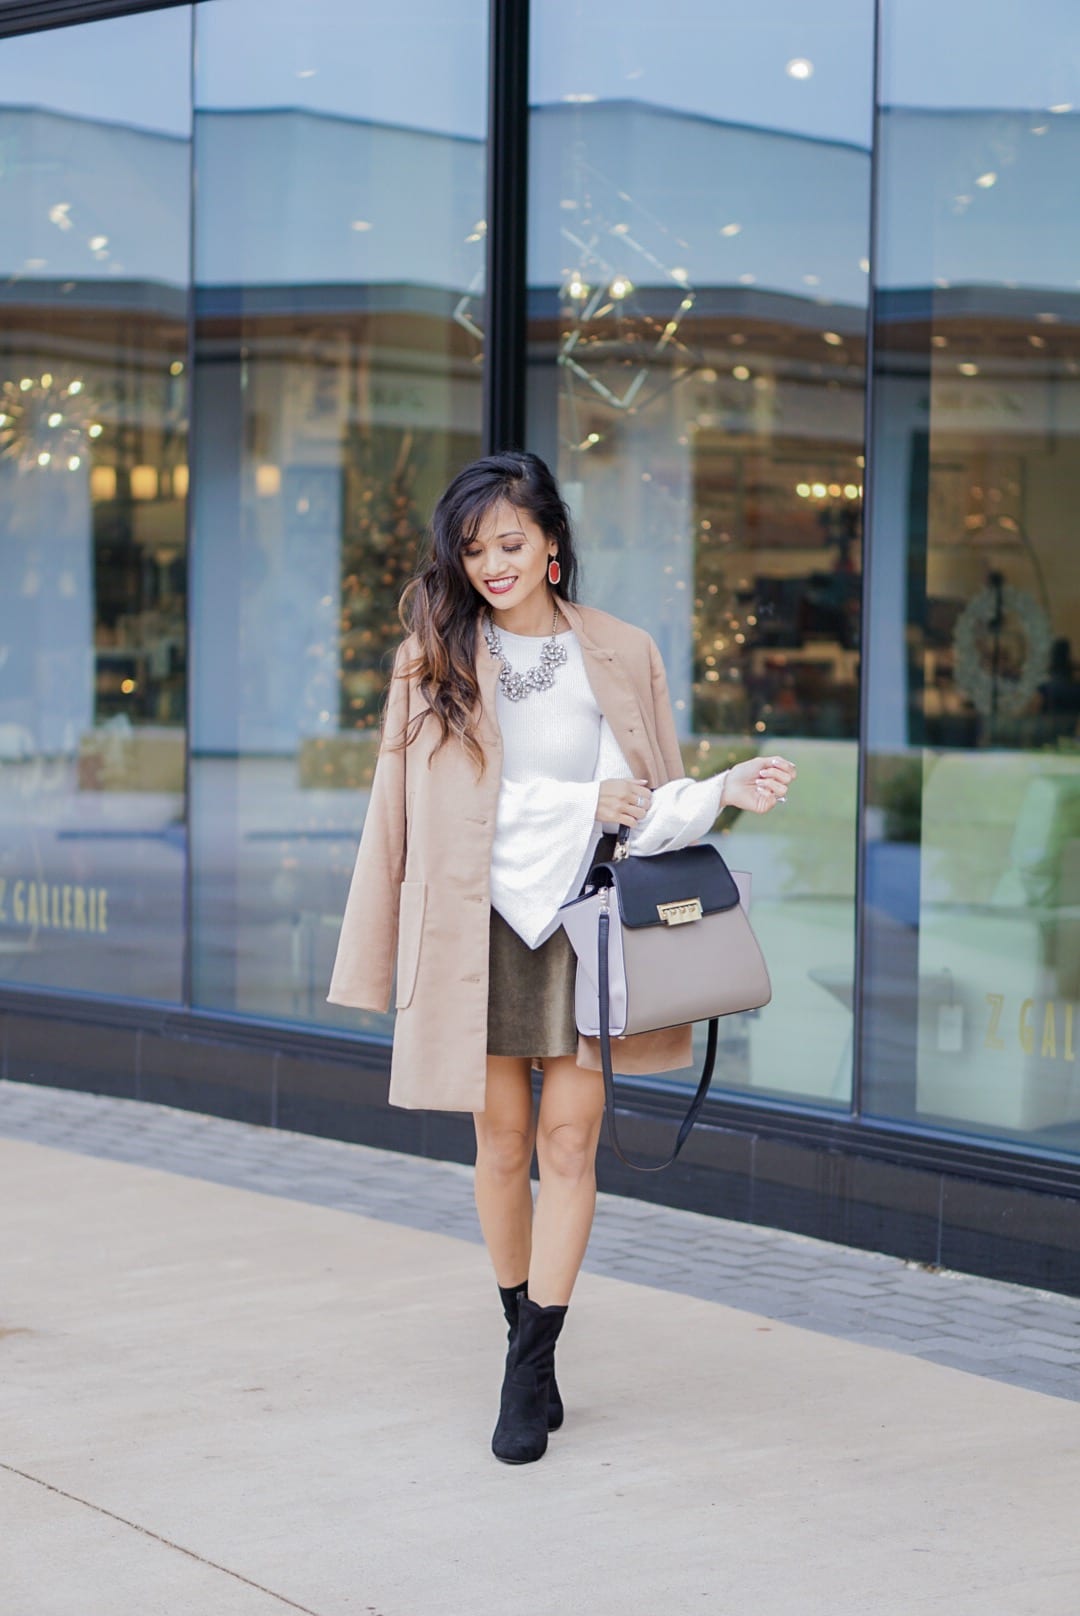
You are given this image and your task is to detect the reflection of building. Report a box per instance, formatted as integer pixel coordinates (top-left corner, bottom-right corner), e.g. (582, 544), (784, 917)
(2, 1), (1080, 1299)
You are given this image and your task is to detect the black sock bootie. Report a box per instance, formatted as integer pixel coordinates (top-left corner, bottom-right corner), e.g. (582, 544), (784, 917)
(491, 1296), (568, 1465)
(498, 1281), (564, 1432)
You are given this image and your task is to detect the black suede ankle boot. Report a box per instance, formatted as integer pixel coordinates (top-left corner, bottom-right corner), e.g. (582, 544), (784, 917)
(491, 1297), (567, 1465)
(498, 1281), (564, 1431)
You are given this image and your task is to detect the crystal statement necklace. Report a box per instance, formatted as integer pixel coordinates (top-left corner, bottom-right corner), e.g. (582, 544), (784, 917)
(482, 603), (569, 700)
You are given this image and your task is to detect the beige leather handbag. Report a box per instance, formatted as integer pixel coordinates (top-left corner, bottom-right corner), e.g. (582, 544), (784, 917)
(559, 834), (771, 1171)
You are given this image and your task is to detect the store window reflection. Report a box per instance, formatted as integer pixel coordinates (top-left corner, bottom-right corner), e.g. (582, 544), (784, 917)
(189, 0), (487, 1023)
(0, 9), (191, 1002)
(528, 0), (873, 1105)
(862, 0), (1080, 1151)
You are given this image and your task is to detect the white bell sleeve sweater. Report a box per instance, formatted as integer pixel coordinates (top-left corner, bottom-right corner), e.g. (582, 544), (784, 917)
(488, 627), (729, 948)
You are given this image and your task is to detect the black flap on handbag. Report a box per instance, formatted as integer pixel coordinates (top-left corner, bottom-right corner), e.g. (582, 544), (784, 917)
(588, 843), (740, 928)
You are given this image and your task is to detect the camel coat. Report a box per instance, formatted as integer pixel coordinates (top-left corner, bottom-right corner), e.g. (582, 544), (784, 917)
(326, 596), (695, 1111)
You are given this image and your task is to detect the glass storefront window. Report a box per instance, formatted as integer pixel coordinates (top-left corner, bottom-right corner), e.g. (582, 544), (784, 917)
(0, 9), (191, 1002)
(0, 0), (1078, 1189)
(862, 1), (1080, 1152)
(527, 0), (874, 1105)
(189, 0), (488, 1025)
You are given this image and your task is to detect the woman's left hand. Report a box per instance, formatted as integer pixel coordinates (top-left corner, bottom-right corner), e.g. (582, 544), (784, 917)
(719, 754), (797, 815)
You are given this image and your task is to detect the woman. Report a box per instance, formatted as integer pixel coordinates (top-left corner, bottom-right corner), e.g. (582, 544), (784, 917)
(327, 452), (795, 1466)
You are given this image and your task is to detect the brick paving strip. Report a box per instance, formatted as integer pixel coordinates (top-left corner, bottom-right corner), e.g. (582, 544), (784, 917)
(2, 1078), (1078, 1402)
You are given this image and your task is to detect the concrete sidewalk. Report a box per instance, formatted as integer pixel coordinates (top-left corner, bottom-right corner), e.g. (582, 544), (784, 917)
(4, 1079), (1080, 1401)
(2, 1122), (1080, 1614)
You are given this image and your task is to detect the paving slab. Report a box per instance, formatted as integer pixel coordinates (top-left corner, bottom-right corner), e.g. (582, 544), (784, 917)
(2, 1135), (1080, 1615)
(1, 1444), (326, 1615)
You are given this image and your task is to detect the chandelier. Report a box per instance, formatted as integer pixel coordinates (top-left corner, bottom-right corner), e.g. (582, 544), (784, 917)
(0, 373), (101, 473)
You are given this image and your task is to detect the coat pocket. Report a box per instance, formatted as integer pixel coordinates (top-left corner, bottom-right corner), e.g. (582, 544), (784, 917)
(394, 881), (427, 1010)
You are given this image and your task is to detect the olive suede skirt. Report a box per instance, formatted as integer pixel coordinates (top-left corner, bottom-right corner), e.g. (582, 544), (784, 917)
(486, 833), (616, 1063)
(486, 908), (580, 1061)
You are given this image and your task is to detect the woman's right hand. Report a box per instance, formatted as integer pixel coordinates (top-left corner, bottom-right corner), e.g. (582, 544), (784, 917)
(596, 778), (653, 829)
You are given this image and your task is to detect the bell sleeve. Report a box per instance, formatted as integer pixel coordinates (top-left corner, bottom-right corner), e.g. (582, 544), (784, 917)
(626, 769), (729, 855)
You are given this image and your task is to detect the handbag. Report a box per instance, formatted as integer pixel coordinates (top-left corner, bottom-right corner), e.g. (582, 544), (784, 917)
(558, 829), (771, 1171)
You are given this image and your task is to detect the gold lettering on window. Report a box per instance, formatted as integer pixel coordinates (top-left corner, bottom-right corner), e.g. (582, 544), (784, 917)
(0, 878), (111, 935)
(1042, 1001), (1057, 1059)
(1019, 998), (1035, 1055)
(984, 993), (1005, 1050)
(982, 995), (1080, 1066)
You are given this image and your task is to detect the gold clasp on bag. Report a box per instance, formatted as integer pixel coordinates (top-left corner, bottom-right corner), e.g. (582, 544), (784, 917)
(656, 897), (702, 926)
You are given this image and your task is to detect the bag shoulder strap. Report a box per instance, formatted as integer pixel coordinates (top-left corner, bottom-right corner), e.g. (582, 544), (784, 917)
(597, 903), (717, 1172)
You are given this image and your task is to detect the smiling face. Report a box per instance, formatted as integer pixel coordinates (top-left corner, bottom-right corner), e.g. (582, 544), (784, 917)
(460, 498), (558, 633)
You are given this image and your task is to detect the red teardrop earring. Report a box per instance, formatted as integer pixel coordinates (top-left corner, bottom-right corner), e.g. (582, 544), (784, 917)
(547, 554), (562, 586)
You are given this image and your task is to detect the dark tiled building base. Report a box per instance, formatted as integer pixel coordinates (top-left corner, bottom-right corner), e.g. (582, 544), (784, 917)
(5, 989), (1079, 1300)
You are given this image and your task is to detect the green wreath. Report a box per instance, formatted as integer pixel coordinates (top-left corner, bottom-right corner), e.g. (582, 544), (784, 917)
(952, 583), (1052, 717)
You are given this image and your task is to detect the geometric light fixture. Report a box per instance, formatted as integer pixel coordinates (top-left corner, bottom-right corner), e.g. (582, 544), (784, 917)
(555, 180), (701, 451)
(452, 217), (487, 351)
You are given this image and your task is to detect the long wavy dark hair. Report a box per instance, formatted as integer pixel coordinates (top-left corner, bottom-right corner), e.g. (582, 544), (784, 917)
(394, 452), (580, 773)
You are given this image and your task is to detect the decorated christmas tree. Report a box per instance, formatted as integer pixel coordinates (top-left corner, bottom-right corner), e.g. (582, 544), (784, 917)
(338, 428), (426, 730)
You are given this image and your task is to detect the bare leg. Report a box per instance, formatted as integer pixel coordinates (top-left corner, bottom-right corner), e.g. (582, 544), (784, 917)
(472, 1055), (536, 1287)
(529, 1055), (605, 1307)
